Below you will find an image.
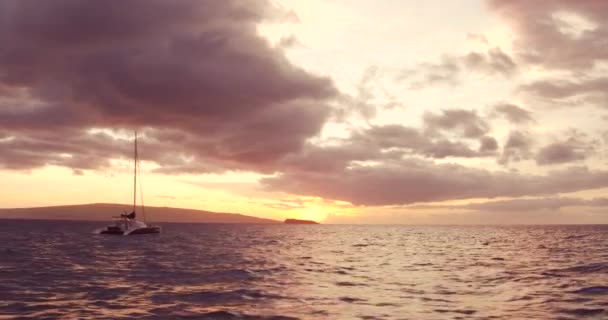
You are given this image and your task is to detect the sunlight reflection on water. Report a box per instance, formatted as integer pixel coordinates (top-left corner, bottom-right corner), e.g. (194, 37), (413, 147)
(0, 221), (607, 319)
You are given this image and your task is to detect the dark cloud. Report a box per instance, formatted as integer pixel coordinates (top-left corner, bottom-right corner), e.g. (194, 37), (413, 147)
(519, 77), (608, 109)
(277, 141), (381, 174)
(424, 109), (490, 139)
(535, 130), (595, 165)
(262, 160), (608, 206)
(276, 122), (493, 176)
(479, 136), (499, 153)
(498, 130), (533, 165)
(421, 139), (481, 158)
(0, 129), (129, 171)
(2, 0), (606, 212)
(258, 121), (600, 205)
(492, 103), (535, 124)
(488, 0), (608, 71)
(488, 1), (608, 111)
(536, 143), (586, 165)
(0, 0), (337, 172)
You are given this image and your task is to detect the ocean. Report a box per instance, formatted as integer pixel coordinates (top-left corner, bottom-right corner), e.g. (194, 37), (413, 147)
(0, 220), (607, 319)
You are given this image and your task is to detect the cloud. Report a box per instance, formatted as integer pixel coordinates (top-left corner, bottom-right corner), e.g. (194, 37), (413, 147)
(2, 0), (606, 214)
(348, 66), (382, 120)
(0, 129), (129, 171)
(536, 143), (585, 165)
(479, 136), (499, 153)
(399, 48), (517, 89)
(535, 130), (595, 165)
(278, 142), (380, 174)
(263, 160), (608, 206)
(354, 124), (484, 158)
(335, 66), (404, 122)
(423, 109), (490, 139)
(519, 77), (608, 109)
(278, 119), (498, 173)
(492, 103), (535, 124)
(488, 1), (608, 112)
(462, 48), (517, 76)
(488, 0), (608, 71)
(421, 140), (481, 158)
(498, 130), (533, 165)
(0, 0), (337, 173)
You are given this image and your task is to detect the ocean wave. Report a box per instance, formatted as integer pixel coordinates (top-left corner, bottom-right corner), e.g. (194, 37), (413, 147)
(558, 308), (606, 317)
(1, 222), (608, 319)
(335, 281), (365, 287)
(151, 288), (288, 306)
(545, 262), (608, 275)
(155, 310), (301, 320)
(572, 286), (608, 295)
(338, 296), (367, 303)
(433, 309), (477, 315)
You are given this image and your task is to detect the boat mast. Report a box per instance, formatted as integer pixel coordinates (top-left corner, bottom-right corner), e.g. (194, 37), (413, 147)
(133, 130), (137, 214)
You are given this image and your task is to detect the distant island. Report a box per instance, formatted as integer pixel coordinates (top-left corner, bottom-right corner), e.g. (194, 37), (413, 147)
(0, 203), (279, 224)
(284, 218), (319, 224)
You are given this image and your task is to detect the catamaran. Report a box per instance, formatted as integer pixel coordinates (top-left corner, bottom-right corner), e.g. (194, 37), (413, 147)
(100, 131), (161, 235)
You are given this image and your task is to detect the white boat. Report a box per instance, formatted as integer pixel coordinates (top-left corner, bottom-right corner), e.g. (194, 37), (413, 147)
(100, 131), (161, 235)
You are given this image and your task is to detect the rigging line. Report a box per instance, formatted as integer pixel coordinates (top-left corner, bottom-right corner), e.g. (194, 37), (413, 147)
(133, 130), (138, 213)
(138, 158), (146, 223)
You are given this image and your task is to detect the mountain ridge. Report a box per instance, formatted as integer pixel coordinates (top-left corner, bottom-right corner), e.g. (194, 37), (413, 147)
(0, 203), (279, 224)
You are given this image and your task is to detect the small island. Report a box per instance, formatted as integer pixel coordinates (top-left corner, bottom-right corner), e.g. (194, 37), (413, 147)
(284, 218), (319, 224)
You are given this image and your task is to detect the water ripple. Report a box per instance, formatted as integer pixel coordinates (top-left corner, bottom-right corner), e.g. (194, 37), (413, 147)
(0, 221), (607, 319)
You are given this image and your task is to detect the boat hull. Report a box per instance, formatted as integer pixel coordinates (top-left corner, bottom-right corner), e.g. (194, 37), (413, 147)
(127, 226), (161, 235)
(100, 226), (125, 235)
(100, 230), (125, 235)
(100, 226), (161, 235)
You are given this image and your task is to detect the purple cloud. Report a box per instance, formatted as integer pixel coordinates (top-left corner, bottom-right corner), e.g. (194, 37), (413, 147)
(535, 130), (595, 165)
(0, 0), (337, 172)
(488, 0), (608, 71)
(424, 109), (490, 139)
(263, 161), (608, 206)
(498, 130), (533, 165)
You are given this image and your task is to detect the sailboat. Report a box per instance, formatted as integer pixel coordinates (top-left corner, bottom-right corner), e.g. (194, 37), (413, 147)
(100, 131), (161, 235)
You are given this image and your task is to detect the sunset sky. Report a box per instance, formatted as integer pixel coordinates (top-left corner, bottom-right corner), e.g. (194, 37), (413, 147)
(1, 0), (608, 224)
